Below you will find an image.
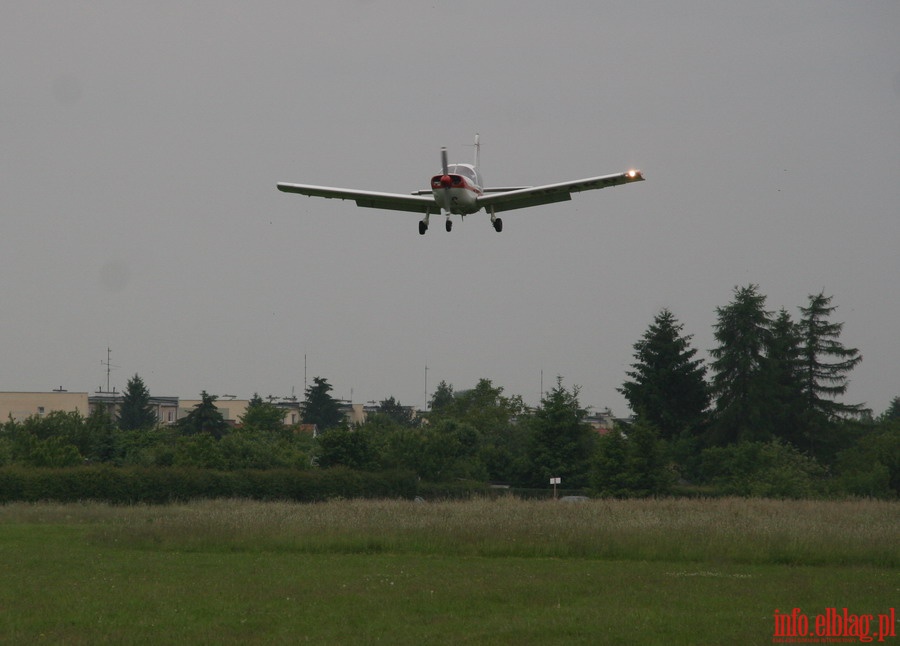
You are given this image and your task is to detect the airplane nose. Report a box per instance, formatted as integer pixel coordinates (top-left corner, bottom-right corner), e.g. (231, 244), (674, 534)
(440, 175), (452, 188)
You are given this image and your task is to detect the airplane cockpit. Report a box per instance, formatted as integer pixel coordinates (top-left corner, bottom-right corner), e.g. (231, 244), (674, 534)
(447, 164), (480, 187)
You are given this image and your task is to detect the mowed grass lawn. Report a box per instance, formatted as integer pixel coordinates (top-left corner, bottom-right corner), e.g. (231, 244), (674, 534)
(1, 497), (897, 645)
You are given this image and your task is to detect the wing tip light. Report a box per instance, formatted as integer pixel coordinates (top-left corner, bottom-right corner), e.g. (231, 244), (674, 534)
(626, 169), (643, 180)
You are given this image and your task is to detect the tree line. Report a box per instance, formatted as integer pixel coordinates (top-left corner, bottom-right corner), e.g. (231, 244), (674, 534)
(1, 285), (897, 499)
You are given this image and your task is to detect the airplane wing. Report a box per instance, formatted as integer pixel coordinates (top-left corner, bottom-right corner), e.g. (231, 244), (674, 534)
(277, 183), (438, 214)
(477, 170), (643, 213)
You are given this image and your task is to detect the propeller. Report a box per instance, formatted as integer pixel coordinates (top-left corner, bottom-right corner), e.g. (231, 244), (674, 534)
(439, 146), (453, 222)
(440, 147), (451, 188)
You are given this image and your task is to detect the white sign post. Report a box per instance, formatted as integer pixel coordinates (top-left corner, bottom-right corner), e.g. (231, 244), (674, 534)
(550, 477), (561, 499)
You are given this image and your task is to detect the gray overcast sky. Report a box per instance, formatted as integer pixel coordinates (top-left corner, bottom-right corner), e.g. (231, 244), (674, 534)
(2, 2), (898, 415)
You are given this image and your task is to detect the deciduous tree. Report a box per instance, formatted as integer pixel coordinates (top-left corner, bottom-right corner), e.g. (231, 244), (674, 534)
(428, 378), (526, 483)
(317, 426), (377, 470)
(239, 394), (286, 432)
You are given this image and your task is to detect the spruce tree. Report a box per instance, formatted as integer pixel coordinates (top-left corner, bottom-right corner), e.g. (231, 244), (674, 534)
(177, 391), (229, 439)
(766, 309), (806, 446)
(591, 421), (673, 498)
(883, 396), (900, 422)
(301, 377), (345, 431)
(798, 291), (867, 424)
(708, 285), (774, 444)
(526, 378), (595, 488)
(619, 308), (709, 440)
(118, 374), (157, 430)
(376, 396), (416, 428)
(428, 380), (455, 414)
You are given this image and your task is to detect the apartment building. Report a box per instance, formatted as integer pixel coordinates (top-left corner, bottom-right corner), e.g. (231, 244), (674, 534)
(0, 391), (90, 422)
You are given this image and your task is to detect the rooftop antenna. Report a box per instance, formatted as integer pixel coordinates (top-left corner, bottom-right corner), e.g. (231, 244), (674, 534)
(99, 347), (119, 394)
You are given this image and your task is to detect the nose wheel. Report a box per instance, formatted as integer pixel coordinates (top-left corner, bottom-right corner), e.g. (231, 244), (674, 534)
(445, 219), (452, 232)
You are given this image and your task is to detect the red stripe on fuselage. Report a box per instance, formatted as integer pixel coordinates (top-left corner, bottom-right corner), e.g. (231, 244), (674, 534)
(430, 175), (483, 195)
(430, 175), (483, 214)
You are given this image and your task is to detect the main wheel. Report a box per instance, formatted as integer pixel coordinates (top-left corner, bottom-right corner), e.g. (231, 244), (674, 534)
(418, 221), (427, 235)
(445, 219), (453, 232)
(493, 218), (503, 232)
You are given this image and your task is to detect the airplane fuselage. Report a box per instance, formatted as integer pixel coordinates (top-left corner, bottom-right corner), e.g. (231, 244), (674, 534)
(430, 163), (483, 215)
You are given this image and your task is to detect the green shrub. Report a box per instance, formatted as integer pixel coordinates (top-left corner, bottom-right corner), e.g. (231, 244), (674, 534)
(833, 421), (899, 498)
(591, 422), (674, 498)
(0, 466), (418, 503)
(696, 440), (826, 498)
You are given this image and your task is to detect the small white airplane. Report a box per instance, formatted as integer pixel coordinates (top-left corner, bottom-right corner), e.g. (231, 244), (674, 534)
(277, 135), (644, 234)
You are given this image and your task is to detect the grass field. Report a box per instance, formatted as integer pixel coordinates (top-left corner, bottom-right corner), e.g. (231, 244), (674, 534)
(1, 497), (897, 644)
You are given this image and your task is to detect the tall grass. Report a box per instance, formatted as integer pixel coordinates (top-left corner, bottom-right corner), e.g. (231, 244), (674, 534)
(2, 497), (896, 567)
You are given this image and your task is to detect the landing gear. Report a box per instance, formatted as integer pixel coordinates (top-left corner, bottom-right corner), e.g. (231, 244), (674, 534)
(445, 218), (452, 232)
(418, 220), (428, 235)
(489, 206), (502, 233)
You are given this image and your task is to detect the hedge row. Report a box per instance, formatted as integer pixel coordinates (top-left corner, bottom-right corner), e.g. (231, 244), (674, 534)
(0, 466), (418, 504)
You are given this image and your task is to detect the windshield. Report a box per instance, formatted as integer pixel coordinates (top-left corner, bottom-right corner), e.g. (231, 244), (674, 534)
(448, 164), (478, 184)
